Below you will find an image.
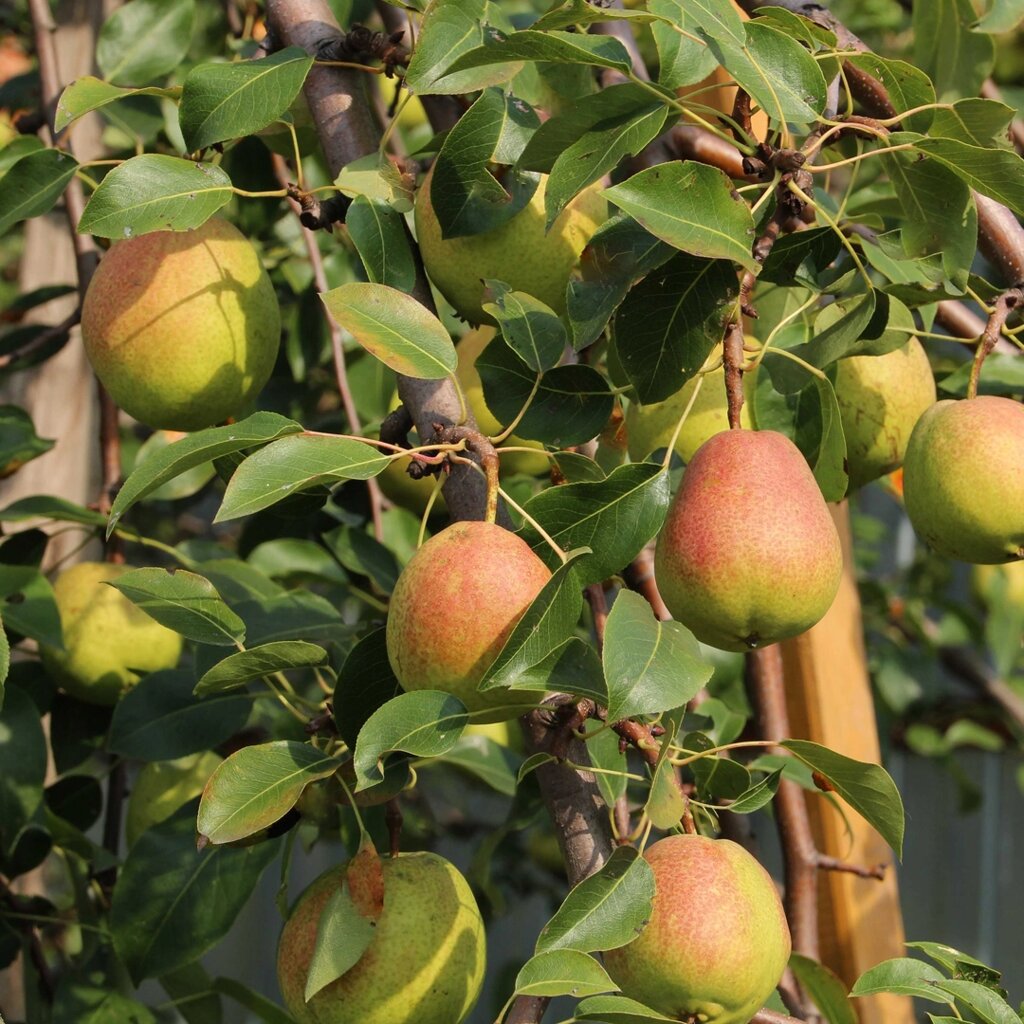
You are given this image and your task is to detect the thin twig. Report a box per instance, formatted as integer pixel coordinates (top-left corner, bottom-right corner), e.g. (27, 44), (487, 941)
(967, 288), (1023, 398)
(0, 308), (80, 371)
(751, 1010), (808, 1024)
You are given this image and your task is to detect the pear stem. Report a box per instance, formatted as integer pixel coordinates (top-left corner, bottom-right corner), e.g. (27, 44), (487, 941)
(967, 287), (1023, 399)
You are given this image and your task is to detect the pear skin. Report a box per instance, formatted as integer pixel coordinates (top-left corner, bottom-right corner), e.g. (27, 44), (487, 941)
(903, 396), (1024, 564)
(277, 852), (486, 1024)
(386, 521), (551, 720)
(834, 337), (935, 490)
(654, 430), (843, 651)
(603, 835), (791, 1024)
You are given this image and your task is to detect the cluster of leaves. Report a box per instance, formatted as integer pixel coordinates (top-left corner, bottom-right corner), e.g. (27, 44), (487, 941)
(0, 0), (1022, 1020)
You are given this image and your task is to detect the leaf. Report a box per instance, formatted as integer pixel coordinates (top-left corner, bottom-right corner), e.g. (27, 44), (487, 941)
(510, 636), (608, 705)
(575, 995), (675, 1022)
(97, 0), (195, 85)
(913, 0), (994, 100)
(644, 706), (686, 829)
(613, 253), (738, 404)
(51, 983), (156, 1024)
(727, 768), (784, 814)
(324, 526), (400, 594)
(844, 55), (935, 134)
(535, 846), (655, 954)
(108, 412), (302, 534)
(648, 0), (719, 89)
(934, 981), (1021, 1024)
(910, 136), (1024, 217)
(0, 149), (80, 235)
(478, 549), (588, 692)
(195, 642), (328, 696)
(973, 0), (1024, 33)
(850, 958), (952, 1003)
(215, 434), (389, 522)
(781, 739), (905, 858)
(108, 668), (251, 760)
(789, 953), (858, 1024)
(304, 882), (376, 1000)
(482, 283), (565, 372)
(179, 48), (313, 151)
(0, 406), (54, 478)
(321, 282), (456, 379)
(198, 741), (342, 844)
(604, 162), (757, 271)
(0, 688), (47, 858)
(77, 154), (232, 237)
(603, 591), (711, 721)
(345, 196), (417, 292)
(809, 375), (848, 503)
(0, 615), (7, 696)
(353, 690), (467, 791)
(519, 463), (670, 586)
(447, 28), (632, 76)
(54, 77), (176, 132)
(212, 977), (298, 1024)
(111, 801), (280, 982)
(930, 98), (1017, 149)
(513, 949), (618, 998)
(532, 0), (665, 30)
(427, 735), (518, 795)
(0, 565), (62, 648)
(109, 568), (245, 646)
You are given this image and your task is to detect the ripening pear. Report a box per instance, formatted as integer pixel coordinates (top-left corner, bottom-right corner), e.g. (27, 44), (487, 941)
(903, 396), (1024, 564)
(602, 835), (791, 1023)
(39, 562), (183, 705)
(125, 752), (221, 847)
(81, 217), (280, 431)
(655, 430), (843, 651)
(834, 338), (935, 490)
(276, 852), (486, 1024)
(414, 169), (605, 325)
(386, 521), (551, 720)
(972, 560), (1024, 610)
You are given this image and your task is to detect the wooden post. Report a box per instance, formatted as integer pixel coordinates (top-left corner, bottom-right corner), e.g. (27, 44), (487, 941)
(780, 503), (914, 1024)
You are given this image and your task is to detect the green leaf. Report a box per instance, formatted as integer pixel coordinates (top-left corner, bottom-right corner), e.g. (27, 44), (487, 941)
(850, 958), (952, 1002)
(212, 977), (298, 1024)
(509, 636), (607, 705)
(532, 0), (664, 30)
(195, 641), (328, 696)
(603, 591), (711, 721)
(649, 0), (719, 89)
(0, 136), (44, 176)
(108, 413), (302, 534)
(673, 0), (745, 47)
(158, 962), (222, 1024)
(781, 739), (905, 858)
(809, 375), (849, 503)
(0, 406), (54, 478)
(54, 77), (176, 132)
(910, 136), (1024, 216)
(97, 0), (194, 85)
(789, 953), (858, 1024)
(644, 707), (686, 829)
(844, 55), (935, 134)
(353, 690), (467, 791)
(109, 568), (245, 646)
(198, 741), (342, 844)
(519, 463), (670, 586)
(131, 429), (216, 503)
(427, 735), (518, 795)
(0, 613), (7, 697)
(478, 549), (588, 692)
(575, 995), (675, 1022)
(78, 154), (232, 237)
(0, 149), (79, 235)
(51, 983), (156, 1024)
(913, 0), (994, 100)
(346, 195), (417, 292)
(321, 282), (457, 379)
(483, 283), (565, 372)
(0, 565), (62, 648)
(111, 801), (280, 982)
(513, 949), (618, 998)
(323, 526), (399, 594)
(0, 495), (106, 528)
(973, 0), (1024, 33)
(0, 688), (47, 858)
(108, 668), (251, 760)
(535, 846), (655, 954)
(215, 434), (389, 522)
(447, 28), (632, 76)
(727, 768), (784, 814)
(179, 48), (313, 151)
(930, 98), (1016, 149)
(934, 981), (1020, 1024)
(604, 162), (757, 272)
(304, 883), (376, 1000)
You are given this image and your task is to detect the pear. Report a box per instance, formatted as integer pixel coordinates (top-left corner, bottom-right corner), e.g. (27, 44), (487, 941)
(655, 430), (843, 651)
(834, 338), (935, 490)
(276, 852), (486, 1024)
(125, 752), (221, 847)
(903, 396), (1024, 564)
(39, 562), (184, 705)
(386, 521), (551, 720)
(602, 835), (791, 1023)
(81, 217), (280, 431)
(972, 560), (1024, 609)
(414, 170), (606, 325)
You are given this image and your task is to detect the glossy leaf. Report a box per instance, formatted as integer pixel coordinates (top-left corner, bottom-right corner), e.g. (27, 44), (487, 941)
(77, 154), (232, 237)
(535, 846), (655, 953)
(0, 565), (62, 648)
(212, 978), (298, 1024)
(845, 55), (935, 133)
(97, 0), (195, 85)
(51, 983), (156, 1024)
(448, 28), (632, 76)
(728, 768), (784, 814)
(427, 735), (518, 795)
(850, 957), (952, 1002)
(179, 48), (313, 151)
(55, 77), (176, 132)
(198, 741), (342, 844)
(649, 0), (719, 88)
(513, 949), (618, 998)
(575, 995), (676, 1022)
(790, 954), (858, 1024)
(910, 136), (1024, 216)
(482, 283), (565, 372)
(0, 688), (47, 857)
(109, 568), (245, 646)
(913, 0), (994, 100)
(195, 642), (328, 696)
(0, 149), (80, 235)
(321, 282), (457, 379)
(346, 195), (417, 292)
(305, 882), (375, 1000)
(974, 0), (1024, 32)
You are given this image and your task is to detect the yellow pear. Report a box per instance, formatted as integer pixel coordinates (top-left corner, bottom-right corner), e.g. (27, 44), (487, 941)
(125, 752), (222, 847)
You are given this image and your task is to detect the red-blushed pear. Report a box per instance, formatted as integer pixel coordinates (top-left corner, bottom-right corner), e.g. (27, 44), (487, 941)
(386, 521), (552, 721)
(276, 852), (485, 1024)
(654, 430), (843, 652)
(602, 835), (791, 1024)
(902, 396), (1024, 564)
(81, 217), (280, 431)
(834, 337), (936, 490)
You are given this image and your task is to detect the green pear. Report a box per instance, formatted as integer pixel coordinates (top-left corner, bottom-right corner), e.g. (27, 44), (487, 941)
(972, 560), (1024, 609)
(626, 365), (755, 463)
(602, 835), (791, 1023)
(903, 396), (1024, 564)
(81, 217), (280, 431)
(39, 562), (184, 705)
(414, 170), (606, 325)
(125, 752), (221, 847)
(276, 852), (486, 1024)
(834, 337), (935, 490)
(655, 430), (843, 651)
(386, 521), (551, 721)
